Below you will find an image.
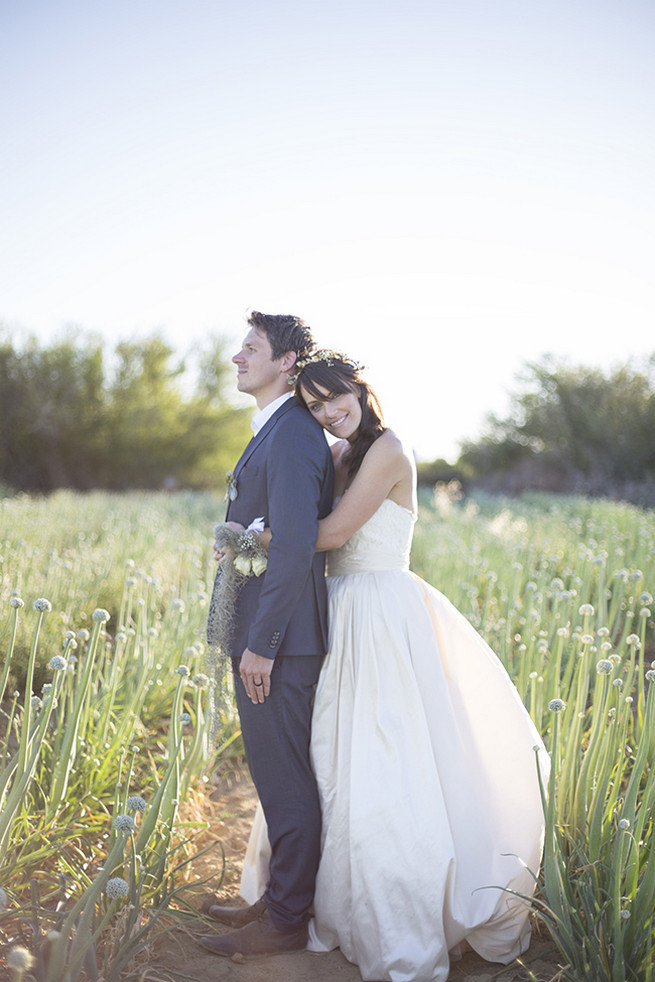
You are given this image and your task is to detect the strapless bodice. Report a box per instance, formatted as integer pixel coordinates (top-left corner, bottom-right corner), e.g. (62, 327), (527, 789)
(326, 498), (415, 576)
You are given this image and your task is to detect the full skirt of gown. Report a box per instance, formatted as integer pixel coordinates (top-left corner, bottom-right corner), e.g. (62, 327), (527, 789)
(240, 499), (548, 982)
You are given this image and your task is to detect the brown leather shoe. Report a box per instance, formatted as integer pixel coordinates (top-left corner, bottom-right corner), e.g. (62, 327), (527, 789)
(198, 909), (308, 957)
(206, 895), (267, 928)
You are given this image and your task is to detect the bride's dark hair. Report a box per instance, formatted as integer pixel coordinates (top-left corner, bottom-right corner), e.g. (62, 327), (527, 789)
(294, 356), (386, 479)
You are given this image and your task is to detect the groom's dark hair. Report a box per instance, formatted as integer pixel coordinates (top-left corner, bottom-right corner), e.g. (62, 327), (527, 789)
(247, 310), (315, 362)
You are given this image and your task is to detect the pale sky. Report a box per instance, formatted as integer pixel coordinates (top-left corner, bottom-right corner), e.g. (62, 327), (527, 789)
(2, 0), (654, 461)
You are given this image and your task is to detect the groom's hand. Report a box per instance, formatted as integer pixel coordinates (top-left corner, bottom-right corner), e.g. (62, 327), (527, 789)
(213, 522), (245, 563)
(239, 648), (273, 704)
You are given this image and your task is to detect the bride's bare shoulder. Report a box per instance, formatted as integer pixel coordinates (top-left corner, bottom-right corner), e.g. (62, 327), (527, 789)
(371, 428), (414, 466)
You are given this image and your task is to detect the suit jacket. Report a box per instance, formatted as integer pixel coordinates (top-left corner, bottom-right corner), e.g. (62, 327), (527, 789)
(225, 397), (334, 660)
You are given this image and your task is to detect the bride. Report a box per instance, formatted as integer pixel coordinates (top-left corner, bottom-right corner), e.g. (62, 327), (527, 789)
(235, 350), (548, 982)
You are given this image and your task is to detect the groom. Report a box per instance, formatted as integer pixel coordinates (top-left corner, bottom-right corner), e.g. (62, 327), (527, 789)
(200, 311), (334, 958)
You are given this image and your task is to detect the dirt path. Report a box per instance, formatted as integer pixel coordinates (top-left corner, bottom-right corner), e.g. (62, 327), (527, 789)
(147, 762), (564, 982)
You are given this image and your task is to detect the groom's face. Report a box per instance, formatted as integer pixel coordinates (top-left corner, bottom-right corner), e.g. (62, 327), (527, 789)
(233, 327), (285, 405)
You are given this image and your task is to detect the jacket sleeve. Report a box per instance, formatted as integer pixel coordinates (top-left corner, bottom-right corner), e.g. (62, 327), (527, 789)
(246, 417), (327, 657)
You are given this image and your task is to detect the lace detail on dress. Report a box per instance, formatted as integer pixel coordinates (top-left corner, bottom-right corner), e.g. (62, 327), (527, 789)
(326, 498), (415, 576)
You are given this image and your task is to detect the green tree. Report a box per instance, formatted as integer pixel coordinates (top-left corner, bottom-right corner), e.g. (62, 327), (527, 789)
(0, 331), (106, 490)
(100, 335), (187, 488)
(0, 330), (252, 492)
(458, 354), (655, 503)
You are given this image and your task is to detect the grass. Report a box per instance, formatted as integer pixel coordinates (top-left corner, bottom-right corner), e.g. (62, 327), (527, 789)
(1, 485), (654, 980)
(0, 489), (232, 981)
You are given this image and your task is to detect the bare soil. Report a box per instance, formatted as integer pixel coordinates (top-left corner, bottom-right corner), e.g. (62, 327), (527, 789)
(146, 761), (565, 982)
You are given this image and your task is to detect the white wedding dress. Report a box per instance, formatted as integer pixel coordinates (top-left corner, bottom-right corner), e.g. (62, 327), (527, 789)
(240, 499), (549, 982)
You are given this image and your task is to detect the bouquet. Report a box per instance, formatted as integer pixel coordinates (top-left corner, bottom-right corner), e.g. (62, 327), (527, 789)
(223, 527), (268, 578)
(206, 519), (268, 731)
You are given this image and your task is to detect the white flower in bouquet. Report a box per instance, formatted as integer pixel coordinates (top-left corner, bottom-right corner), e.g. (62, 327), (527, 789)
(251, 554), (268, 577)
(234, 554), (254, 576)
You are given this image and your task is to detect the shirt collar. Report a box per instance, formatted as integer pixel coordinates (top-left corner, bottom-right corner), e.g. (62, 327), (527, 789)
(251, 391), (294, 435)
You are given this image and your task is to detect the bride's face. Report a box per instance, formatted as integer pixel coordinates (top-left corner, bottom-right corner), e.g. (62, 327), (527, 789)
(300, 382), (362, 442)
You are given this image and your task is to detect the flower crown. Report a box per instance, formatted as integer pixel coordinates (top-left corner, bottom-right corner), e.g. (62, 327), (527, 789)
(288, 348), (364, 387)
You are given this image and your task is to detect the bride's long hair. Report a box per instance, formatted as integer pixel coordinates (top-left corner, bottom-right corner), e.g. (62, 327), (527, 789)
(295, 357), (386, 479)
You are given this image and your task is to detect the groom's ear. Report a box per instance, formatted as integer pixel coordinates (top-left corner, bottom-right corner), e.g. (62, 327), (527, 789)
(279, 351), (297, 373)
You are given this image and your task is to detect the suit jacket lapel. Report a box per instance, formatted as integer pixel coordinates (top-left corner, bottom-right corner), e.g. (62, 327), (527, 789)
(232, 397), (297, 481)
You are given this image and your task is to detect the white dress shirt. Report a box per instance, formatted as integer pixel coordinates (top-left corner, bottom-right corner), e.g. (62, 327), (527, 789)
(251, 392), (294, 436)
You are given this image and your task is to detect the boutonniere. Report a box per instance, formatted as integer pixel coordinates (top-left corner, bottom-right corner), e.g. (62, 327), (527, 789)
(225, 470), (238, 502)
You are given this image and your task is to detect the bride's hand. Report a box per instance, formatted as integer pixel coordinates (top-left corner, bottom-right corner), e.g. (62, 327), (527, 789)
(256, 528), (272, 553)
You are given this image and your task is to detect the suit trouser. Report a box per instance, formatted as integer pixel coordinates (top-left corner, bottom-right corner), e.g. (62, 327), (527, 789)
(233, 654), (323, 930)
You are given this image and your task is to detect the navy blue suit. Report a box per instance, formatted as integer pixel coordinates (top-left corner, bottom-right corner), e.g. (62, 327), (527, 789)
(222, 396), (333, 929)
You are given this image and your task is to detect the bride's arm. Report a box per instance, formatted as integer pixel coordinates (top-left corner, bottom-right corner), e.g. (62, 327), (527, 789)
(252, 432), (413, 556)
(315, 431), (410, 552)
